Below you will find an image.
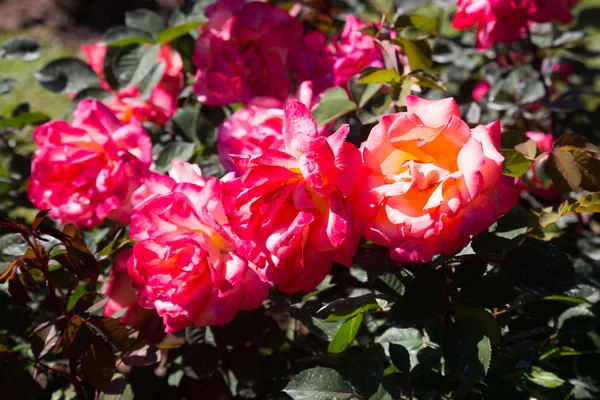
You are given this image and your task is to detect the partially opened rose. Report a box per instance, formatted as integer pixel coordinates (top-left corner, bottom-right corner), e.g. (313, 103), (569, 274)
(520, 131), (560, 200)
(217, 81), (328, 174)
(128, 161), (269, 332)
(28, 100), (152, 229)
(223, 100), (361, 293)
(349, 95), (520, 262)
(472, 80), (491, 102)
(81, 43), (183, 125)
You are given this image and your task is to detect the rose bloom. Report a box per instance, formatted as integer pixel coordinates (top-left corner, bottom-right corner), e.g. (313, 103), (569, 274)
(291, 31), (336, 96)
(128, 161), (269, 332)
(217, 81), (327, 173)
(330, 15), (386, 88)
(472, 80), (491, 102)
(223, 100), (361, 293)
(218, 97), (285, 172)
(349, 96), (520, 263)
(519, 131), (560, 200)
(104, 249), (166, 341)
(81, 43), (183, 126)
(28, 100), (152, 229)
(193, 0), (303, 106)
(452, 0), (577, 49)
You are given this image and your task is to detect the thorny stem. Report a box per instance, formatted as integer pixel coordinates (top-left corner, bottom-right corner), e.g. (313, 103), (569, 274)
(70, 358), (88, 400)
(524, 25), (558, 137)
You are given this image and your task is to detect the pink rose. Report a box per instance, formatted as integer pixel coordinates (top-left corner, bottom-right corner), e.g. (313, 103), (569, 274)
(128, 161), (269, 332)
(330, 16), (385, 88)
(217, 81), (330, 174)
(472, 80), (491, 102)
(192, 0), (303, 106)
(28, 100), (152, 229)
(291, 31), (336, 96)
(519, 131), (560, 200)
(452, 0), (576, 49)
(104, 249), (165, 340)
(81, 43), (183, 126)
(349, 96), (520, 262)
(222, 101), (361, 293)
(218, 98), (285, 172)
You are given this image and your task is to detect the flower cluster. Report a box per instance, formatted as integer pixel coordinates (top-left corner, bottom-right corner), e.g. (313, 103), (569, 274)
(453, 0), (576, 49)
(27, 0), (539, 334)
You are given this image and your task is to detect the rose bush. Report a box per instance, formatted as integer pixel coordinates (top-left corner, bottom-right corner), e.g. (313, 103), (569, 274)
(3, 0), (599, 398)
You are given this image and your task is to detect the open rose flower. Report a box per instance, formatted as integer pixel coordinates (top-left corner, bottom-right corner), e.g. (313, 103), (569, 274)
(223, 101), (361, 293)
(81, 43), (183, 125)
(128, 161), (269, 332)
(452, 0), (576, 49)
(193, 0), (303, 106)
(519, 131), (560, 199)
(349, 95), (520, 262)
(28, 100), (152, 229)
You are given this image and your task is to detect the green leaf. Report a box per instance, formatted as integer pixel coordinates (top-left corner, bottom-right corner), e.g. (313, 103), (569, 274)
(125, 9), (165, 37)
(371, 0), (396, 21)
(0, 112), (50, 129)
(387, 288), (449, 328)
(515, 139), (538, 160)
(400, 26), (430, 40)
(156, 21), (205, 44)
(311, 87), (357, 126)
(72, 87), (114, 106)
(395, 15), (438, 36)
(525, 366), (565, 389)
(546, 148), (582, 192)
(444, 319), (491, 384)
(155, 142), (197, 172)
(573, 151), (600, 192)
(0, 76), (16, 95)
(358, 69), (401, 84)
(318, 294), (380, 322)
(388, 343), (410, 374)
(328, 314), (363, 354)
(102, 27), (154, 47)
(136, 61), (165, 99)
(34, 57), (100, 94)
(456, 307), (502, 345)
(170, 107), (198, 143)
(0, 37), (40, 60)
(407, 70), (447, 91)
(503, 240), (575, 296)
(283, 367), (361, 400)
(395, 38), (432, 71)
(125, 44), (163, 95)
(557, 306), (595, 335)
(502, 149), (533, 178)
